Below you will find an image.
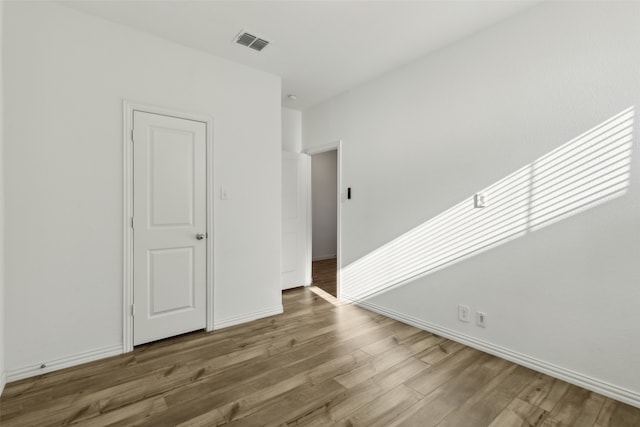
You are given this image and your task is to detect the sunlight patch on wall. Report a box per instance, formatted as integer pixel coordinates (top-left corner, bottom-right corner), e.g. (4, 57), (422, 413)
(530, 109), (633, 230)
(342, 107), (634, 301)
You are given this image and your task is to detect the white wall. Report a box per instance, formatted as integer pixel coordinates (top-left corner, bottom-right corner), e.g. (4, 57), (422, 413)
(4, 1), (281, 378)
(304, 1), (640, 405)
(282, 108), (302, 152)
(311, 151), (337, 260)
(0, 0), (6, 395)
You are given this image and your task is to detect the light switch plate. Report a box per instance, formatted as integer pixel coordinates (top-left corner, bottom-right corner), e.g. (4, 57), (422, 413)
(476, 311), (487, 327)
(220, 187), (229, 200)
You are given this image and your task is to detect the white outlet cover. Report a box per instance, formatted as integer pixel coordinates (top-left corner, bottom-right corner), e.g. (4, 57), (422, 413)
(458, 304), (470, 322)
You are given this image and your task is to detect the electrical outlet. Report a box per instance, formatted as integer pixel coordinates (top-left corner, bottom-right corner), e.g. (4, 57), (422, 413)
(458, 304), (470, 322)
(474, 193), (486, 208)
(476, 311), (487, 328)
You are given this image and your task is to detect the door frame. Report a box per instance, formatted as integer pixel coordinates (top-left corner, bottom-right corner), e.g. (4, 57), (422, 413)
(303, 140), (342, 299)
(122, 100), (214, 353)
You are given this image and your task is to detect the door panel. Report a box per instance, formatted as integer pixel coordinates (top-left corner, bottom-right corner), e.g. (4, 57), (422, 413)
(149, 128), (195, 227)
(148, 247), (194, 316)
(281, 151), (310, 290)
(133, 111), (207, 346)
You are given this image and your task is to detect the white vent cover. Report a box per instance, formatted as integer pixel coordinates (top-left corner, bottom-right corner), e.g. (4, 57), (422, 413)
(235, 30), (270, 52)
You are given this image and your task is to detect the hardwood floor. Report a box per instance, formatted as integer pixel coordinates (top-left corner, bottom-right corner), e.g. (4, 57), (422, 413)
(312, 258), (337, 297)
(2, 287), (639, 426)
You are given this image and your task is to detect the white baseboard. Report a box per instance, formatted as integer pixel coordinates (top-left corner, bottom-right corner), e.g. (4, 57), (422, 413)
(214, 305), (283, 330)
(6, 344), (123, 383)
(283, 281), (312, 290)
(344, 295), (640, 409)
(312, 255), (336, 261)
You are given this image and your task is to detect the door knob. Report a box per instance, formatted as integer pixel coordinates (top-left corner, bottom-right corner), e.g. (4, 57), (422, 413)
(196, 233), (206, 240)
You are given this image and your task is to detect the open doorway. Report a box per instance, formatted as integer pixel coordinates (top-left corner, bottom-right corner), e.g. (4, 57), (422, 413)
(310, 149), (338, 297)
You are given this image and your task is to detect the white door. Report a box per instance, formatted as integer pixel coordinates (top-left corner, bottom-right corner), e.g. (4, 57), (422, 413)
(282, 151), (311, 289)
(133, 111), (207, 345)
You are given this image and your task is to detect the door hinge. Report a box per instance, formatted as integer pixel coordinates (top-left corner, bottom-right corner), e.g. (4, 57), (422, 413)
(131, 217), (134, 228)
(131, 129), (135, 142)
(131, 304), (135, 316)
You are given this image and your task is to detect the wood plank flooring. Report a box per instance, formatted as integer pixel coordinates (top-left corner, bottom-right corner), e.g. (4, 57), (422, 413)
(312, 258), (336, 297)
(2, 286), (639, 426)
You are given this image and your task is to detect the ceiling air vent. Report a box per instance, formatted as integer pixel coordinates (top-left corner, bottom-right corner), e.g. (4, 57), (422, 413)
(235, 30), (270, 52)
(249, 38), (269, 52)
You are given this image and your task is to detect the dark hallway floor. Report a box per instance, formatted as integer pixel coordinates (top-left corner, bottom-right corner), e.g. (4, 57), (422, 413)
(312, 257), (337, 297)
